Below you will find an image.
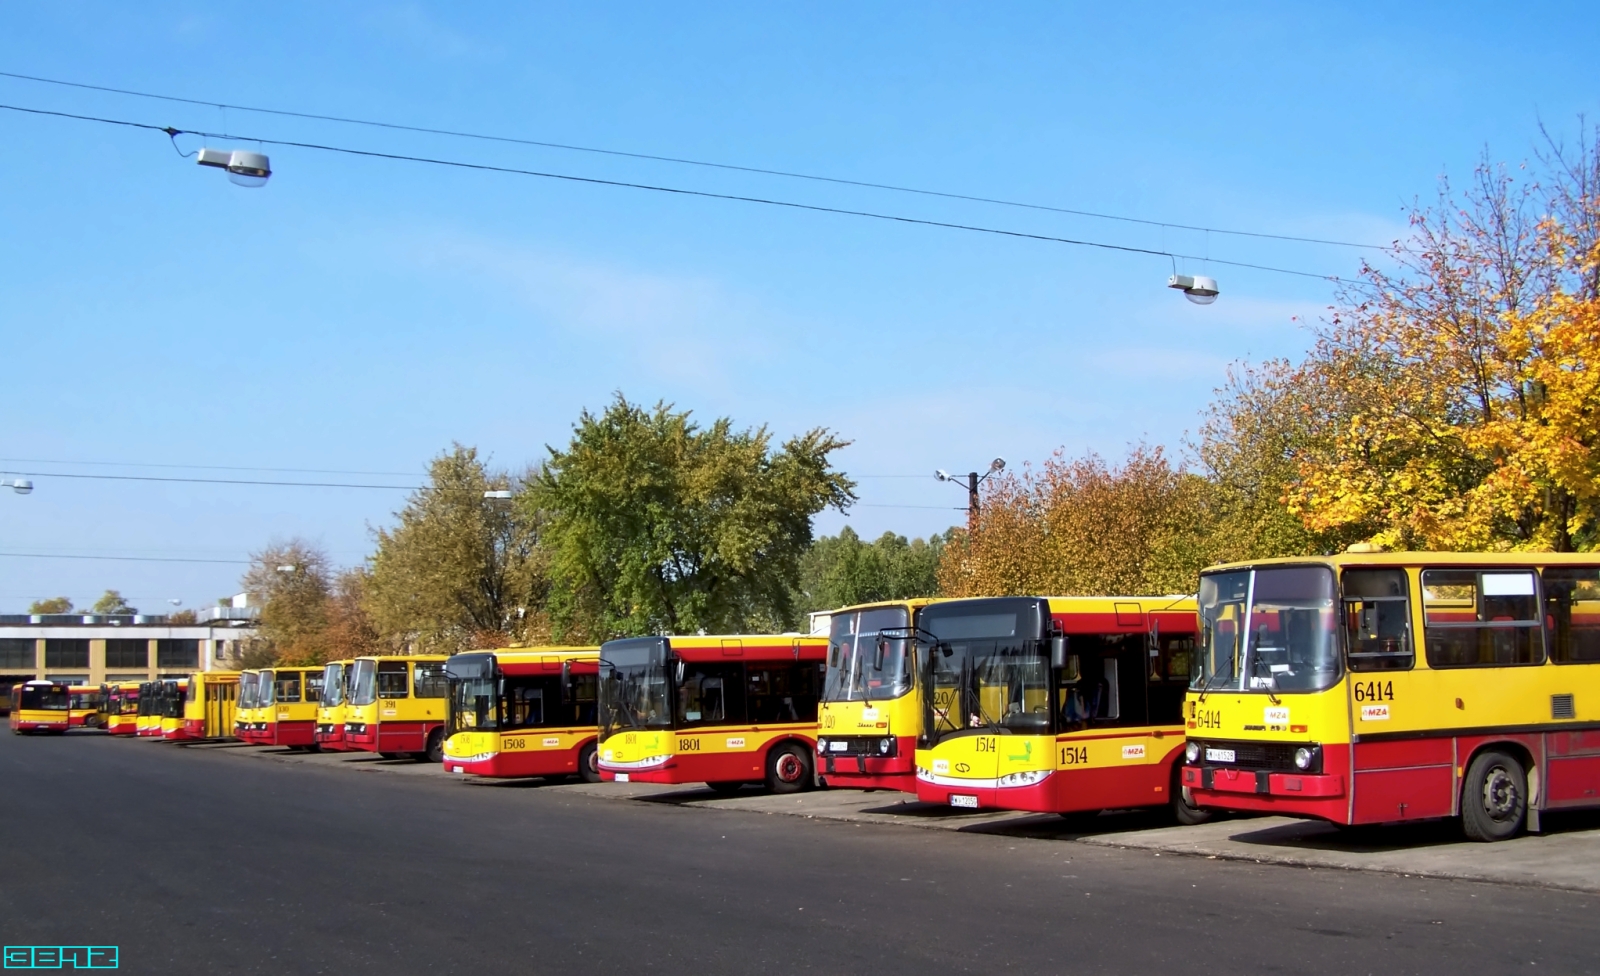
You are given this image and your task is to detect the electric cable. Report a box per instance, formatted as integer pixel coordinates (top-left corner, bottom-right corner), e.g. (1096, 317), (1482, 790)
(0, 102), (1342, 281)
(0, 68), (1394, 251)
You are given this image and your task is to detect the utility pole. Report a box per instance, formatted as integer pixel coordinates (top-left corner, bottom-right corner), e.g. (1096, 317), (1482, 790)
(936, 459), (1006, 528)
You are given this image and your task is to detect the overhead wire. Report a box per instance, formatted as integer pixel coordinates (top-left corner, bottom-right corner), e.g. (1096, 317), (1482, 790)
(0, 69), (1394, 252)
(0, 102), (1341, 281)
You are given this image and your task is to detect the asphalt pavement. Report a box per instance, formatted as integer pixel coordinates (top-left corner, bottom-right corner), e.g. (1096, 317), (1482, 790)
(1, 731), (1596, 975)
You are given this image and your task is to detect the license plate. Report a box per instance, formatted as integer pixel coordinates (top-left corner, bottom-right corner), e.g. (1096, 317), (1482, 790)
(1205, 748), (1236, 763)
(614, 773), (630, 783)
(829, 741), (848, 752)
(451, 766), (464, 774)
(949, 794), (979, 809)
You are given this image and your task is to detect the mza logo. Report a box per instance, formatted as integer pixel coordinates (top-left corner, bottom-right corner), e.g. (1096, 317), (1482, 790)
(3, 946), (119, 969)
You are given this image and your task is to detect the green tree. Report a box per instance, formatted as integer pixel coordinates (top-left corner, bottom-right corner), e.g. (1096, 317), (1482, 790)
(28, 597), (72, 614)
(90, 590), (137, 615)
(533, 395), (855, 639)
(796, 526), (950, 614)
(366, 444), (549, 653)
(241, 539), (333, 666)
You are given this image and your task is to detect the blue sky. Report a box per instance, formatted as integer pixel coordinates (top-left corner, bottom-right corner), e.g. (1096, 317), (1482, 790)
(0, 3), (1595, 612)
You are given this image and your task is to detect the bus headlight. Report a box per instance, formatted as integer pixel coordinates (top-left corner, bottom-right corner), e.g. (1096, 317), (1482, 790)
(1184, 741), (1201, 764)
(1293, 746), (1319, 771)
(996, 770), (1049, 788)
(878, 738), (892, 754)
(816, 738), (828, 754)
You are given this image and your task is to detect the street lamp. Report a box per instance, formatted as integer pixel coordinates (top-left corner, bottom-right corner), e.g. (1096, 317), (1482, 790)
(196, 147), (272, 188)
(936, 458), (1006, 519)
(4, 478), (31, 495)
(483, 491), (513, 500)
(1167, 274), (1219, 305)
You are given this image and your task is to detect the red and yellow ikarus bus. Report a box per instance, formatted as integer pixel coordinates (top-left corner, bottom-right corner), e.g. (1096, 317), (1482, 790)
(816, 599), (939, 792)
(314, 660), (354, 751)
(104, 682), (141, 736)
(1180, 552), (1600, 841)
(158, 679), (190, 739)
(912, 596), (1207, 823)
(68, 685), (106, 729)
(168, 670), (239, 740)
(597, 634), (827, 794)
(9, 680), (71, 734)
(345, 655), (451, 762)
(135, 681), (164, 737)
(235, 670), (262, 743)
(255, 666), (324, 749)
(442, 646), (603, 779)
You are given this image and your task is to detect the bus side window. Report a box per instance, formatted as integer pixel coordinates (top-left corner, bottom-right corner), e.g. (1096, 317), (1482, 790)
(1343, 569), (1414, 672)
(276, 673), (301, 704)
(414, 663), (449, 699)
(377, 662), (409, 698)
(1543, 568), (1600, 664)
(1422, 569), (1544, 668)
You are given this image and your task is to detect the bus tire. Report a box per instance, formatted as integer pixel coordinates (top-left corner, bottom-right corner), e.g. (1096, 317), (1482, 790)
(1172, 772), (1212, 826)
(765, 743), (812, 794)
(705, 781), (744, 795)
(424, 727), (445, 765)
(578, 742), (602, 783)
(1461, 749), (1527, 842)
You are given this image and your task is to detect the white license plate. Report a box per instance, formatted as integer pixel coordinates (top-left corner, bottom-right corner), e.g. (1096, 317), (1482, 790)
(949, 794), (979, 809)
(452, 766), (464, 774)
(1205, 748), (1237, 763)
(829, 741), (849, 752)
(614, 773), (630, 783)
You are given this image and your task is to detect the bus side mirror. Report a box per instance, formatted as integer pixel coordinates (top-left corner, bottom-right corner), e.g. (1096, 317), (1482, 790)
(939, 642), (953, 658)
(1050, 636), (1069, 669)
(561, 660), (572, 702)
(675, 661), (685, 684)
(874, 640), (887, 671)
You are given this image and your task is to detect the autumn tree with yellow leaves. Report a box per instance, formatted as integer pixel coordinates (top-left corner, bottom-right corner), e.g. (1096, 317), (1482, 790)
(1279, 125), (1600, 551)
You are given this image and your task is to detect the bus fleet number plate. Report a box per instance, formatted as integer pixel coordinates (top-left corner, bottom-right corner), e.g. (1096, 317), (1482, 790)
(949, 795), (979, 809)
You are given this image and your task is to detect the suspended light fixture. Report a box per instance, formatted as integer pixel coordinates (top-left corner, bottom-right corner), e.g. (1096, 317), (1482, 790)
(1167, 274), (1219, 305)
(196, 147), (271, 187)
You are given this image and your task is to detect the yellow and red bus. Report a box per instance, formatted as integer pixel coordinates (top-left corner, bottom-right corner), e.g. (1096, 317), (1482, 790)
(912, 596), (1206, 823)
(314, 660), (353, 751)
(167, 671), (239, 740)
(345, 655), (451, 761)
(235, 670), (262, 743)
(68, 684), (106, 729)
(157, 679), (190, 739)
(254, 666), (324, 749)
(1180, 552), (1600, 841)
(104, 681), (141, 736)
(9, 680), (71, 734)
(443, 646), (602, 779)
(816, 599), (939, 792)
(597, 634), (827, 794)
(135, 681), (163, 737)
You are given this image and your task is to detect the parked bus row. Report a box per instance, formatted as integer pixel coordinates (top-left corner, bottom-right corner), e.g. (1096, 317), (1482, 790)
(13, 550), (1600, 843)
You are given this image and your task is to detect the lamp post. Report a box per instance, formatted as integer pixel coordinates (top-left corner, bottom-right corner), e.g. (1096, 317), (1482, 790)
(1, 474), (33, 494)
(935, 458), (1006, 525)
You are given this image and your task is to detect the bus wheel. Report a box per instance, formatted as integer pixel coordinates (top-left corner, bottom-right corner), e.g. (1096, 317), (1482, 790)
(1172, 776), (1212, 826)
(705, 781), (743, 795)
(424, 728), (445, 765)
(1461, 750), (1527, 842)
(765, 744), (812, 794)
(579, 742), (602, 783)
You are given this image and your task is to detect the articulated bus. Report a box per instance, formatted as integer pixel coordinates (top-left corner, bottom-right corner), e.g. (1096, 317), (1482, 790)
(10, 680), (71, 734)
(314, 660), (353, 751)
(235, 670), (262, 743)
(913, 596), (1207, 823)
(68, 685), (106, 729)
(1181, 551), (1600, 841)
(158, 679), (191, 738)
(345, 655), (451, 762)
(443, 646), (603, 779)
(255, 667), (324, 749)
(816, 599), (939, 792)
(169, 671), (240, 740)
(597, 634), (828, 794)
(104, 682), (141, 736)
(136, 681), (163, 737)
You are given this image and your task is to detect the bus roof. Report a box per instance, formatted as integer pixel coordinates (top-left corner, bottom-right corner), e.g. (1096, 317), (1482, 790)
(457, 646), (602, 676)
(620, 634), (829, 664)
(1203, 551), (1600, 573)
(925, 595), (1197, 634)
(351, 654), (450, 663)
(826, 597), (943, 615)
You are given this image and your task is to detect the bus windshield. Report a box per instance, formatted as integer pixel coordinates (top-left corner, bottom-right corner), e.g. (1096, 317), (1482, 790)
(1196, 565), (1340, 694)
(20, 685), (69, 711)
(237, 674), (256, 710)
(825, 606), (912, 703)
(599, 639), (672, 738)
(321, 664), (345, 707)
(919, 599), (1048, 744)
(349, 660), (377, 706)
(447, 653), (498, 734)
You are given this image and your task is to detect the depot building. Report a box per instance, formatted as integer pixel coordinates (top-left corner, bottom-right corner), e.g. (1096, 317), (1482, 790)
(0, 605), (259, 690)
